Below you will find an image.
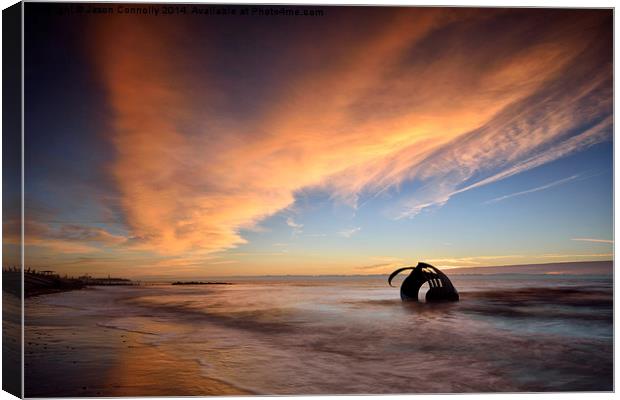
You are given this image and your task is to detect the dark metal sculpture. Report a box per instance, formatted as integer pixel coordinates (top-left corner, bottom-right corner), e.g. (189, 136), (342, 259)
(388, 262), (459, 302)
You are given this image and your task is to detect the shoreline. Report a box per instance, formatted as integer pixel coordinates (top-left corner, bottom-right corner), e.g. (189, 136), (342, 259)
(4, 270), (143, 298)
(25, 287), (251, 397)
(23, 276), (612, 395)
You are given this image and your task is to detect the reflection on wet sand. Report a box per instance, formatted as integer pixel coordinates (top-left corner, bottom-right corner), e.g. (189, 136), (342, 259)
(25, 275), (612, 396)
(106, 331), (250, 396)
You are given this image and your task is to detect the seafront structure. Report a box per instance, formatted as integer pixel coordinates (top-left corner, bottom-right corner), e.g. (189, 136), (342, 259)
(388, 262), (460, 302)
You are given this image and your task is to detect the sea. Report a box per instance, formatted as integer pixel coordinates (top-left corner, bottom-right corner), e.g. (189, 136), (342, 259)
(24, 274), (613, 396)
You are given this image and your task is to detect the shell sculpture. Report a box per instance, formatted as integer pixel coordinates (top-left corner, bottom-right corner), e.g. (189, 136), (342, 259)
(388, 262), (459, 302)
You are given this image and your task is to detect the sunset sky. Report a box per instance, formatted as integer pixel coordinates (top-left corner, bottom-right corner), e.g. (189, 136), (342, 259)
(12, 5), (612, 278)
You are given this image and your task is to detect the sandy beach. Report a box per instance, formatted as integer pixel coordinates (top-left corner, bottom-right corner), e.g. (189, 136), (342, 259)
(25, 287), (249, 397)
(24, 273), (613, 396)
(2, 291), (22, 397)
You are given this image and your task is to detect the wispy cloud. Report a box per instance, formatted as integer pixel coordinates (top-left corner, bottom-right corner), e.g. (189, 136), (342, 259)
(355, 257), (405, 273)
(90, 9), (611, 262)
(428, 255), (522, 266)
(484, 174), (581, 204)
(392, 93), (611, 219)
(12, 220), (127, 254)
(286, 217), (304, 235)
(541, 253), (612, 258)
(428, 252), (613, 269)
(338, 227), (361, 238)
(571, 238), (613, 244)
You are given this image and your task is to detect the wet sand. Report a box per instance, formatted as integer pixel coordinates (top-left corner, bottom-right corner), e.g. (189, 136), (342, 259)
(24, 275), (613, 396)
(25, 289), (249, 397)
(2, 292), (22, 397)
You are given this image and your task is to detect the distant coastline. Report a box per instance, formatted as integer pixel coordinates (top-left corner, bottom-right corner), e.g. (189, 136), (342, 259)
(5, 260), (612, 297)
(138, 260), (613, 282)
(445, 260), (613, 275)
(3, 268), (139, 298)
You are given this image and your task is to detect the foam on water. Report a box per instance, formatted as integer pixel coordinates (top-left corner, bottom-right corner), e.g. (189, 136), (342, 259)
(26, 274), (613, 394)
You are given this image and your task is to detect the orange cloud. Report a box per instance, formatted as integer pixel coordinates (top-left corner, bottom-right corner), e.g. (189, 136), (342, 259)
(17, 220), (126, 255)
(91, 9), (611, 259)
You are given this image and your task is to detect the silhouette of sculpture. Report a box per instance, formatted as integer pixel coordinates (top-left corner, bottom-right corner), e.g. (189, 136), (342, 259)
(388, 262), (459, 302)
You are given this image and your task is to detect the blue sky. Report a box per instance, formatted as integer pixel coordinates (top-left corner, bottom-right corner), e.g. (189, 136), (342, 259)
(229, 140), (612, 274)
(13, 6), (612, 277)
